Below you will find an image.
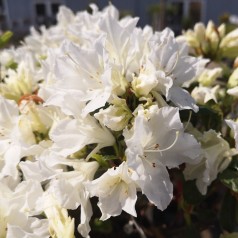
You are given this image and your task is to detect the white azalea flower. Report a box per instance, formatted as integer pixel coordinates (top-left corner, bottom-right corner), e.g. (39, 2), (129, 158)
(0, 96), (23, 183)
(177, 21), (225, 57)
(87, 162), (137, 220)
(184, 130), (236, 195)
(36, 194), (75, 238)
(228, 67), (238, 88)
(131, 60), (158, 97)
(197, 67), (223, 87)
(94, 97), (132, 131)
(7, 218), (49, 238)
(220, 28), (238, 58)
(0, 61), (38, 101)
(226, 119), (238, 150)
(124, 105), (201, 210)
(48, 40), (113, 116)
(1, 3), (236, 237)
(0, 180), (47, 238)
(50, 114), (115, 159)
(35, 160), (99, 237)
(99, 7), (139, 70)
(0, 48), (15, 67)
(191, 85), (220, 104)
(149, 28), (200, 111)
(227, 86), (238, 97)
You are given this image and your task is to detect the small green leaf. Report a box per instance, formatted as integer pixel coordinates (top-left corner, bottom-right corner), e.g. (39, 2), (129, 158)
(219, 169), (238, 192)
(219, 158), (238, 192)
(91, 152), (118, 168)
(92, 218), (112, 234)
(6, 61), (18, 70)
(91, 154), (109, 168)
(0, 31), (13, 48)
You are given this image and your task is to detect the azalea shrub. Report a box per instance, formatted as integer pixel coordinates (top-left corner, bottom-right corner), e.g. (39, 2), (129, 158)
(1, 4), (238, 238)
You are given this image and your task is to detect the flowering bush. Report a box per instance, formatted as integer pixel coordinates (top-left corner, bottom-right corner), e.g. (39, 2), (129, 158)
(1, 4), (238, 238)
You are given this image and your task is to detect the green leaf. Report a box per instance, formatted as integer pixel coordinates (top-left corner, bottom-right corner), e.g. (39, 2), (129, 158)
(219, 158), (238, 192)
(190, 103), (223, 132)
(92, 218), (112, 234)
(91, 154), (109, 168)
(219, 169), (238, 192)
(91, 154), (117, 168)
(6, 61), (18, 70)
(0, 31), (13, 48)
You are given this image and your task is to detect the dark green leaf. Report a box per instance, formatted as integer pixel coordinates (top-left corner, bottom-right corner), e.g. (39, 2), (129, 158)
(188, 103), (223, 132)
(219, 169), (238, 192)
(219, 158), (238, 192)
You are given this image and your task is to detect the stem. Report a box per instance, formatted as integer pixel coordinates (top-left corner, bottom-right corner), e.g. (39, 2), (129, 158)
(184, 212), (192, 226)
(113, 143), (120, 158)
(130, 217), (147, 238)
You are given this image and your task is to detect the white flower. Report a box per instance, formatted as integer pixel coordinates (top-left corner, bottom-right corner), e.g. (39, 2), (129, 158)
(99, 7), (139, 72)
(35, 160), (99, 237)
(94, 97), (132, 131)
(45, 40), (113, 116)
(228, 68), (238, 88)
(184, 130), (236, 195)
(50, 114), (115, 159)
(87, 162), (137, 220)
(131, 60), (158, 97)
(7, 218), (49, 238)
(191, 85), (220, 104)
(149, 28), (200, 111)
(197, 67), (223, 87)
(220, 28), (238, 58)
(226, 120), (238, 150)
(36, 194), (75, 238)
(227, 86), (238, 97)
(0, 61), (38, 101)
(0, 96), (23, 183)
(124, 105), (201, 210)
(177, 21), (226, 57)
(0, 180), (47, 238)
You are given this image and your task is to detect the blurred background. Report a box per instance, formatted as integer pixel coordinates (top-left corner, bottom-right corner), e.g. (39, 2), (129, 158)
(0, 0), (238, 38)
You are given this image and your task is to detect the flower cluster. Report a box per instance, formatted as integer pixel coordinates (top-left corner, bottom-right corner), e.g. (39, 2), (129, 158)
(1, 5), (238, 238)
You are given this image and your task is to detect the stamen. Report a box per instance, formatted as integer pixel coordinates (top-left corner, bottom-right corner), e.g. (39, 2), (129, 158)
(165, 52), (179, 77)
(66, 53), (98, 81)
(144, 131), (179, 153)
(184, 111), (192, 131)
(85, 144), (101, 161)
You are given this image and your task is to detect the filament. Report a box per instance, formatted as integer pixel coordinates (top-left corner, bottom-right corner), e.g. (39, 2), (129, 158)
(184, 111), (192, 131)
(144, 131), (179, 153)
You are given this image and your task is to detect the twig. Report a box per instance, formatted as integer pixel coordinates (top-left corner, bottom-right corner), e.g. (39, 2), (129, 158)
(130, 216), (147, 238)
